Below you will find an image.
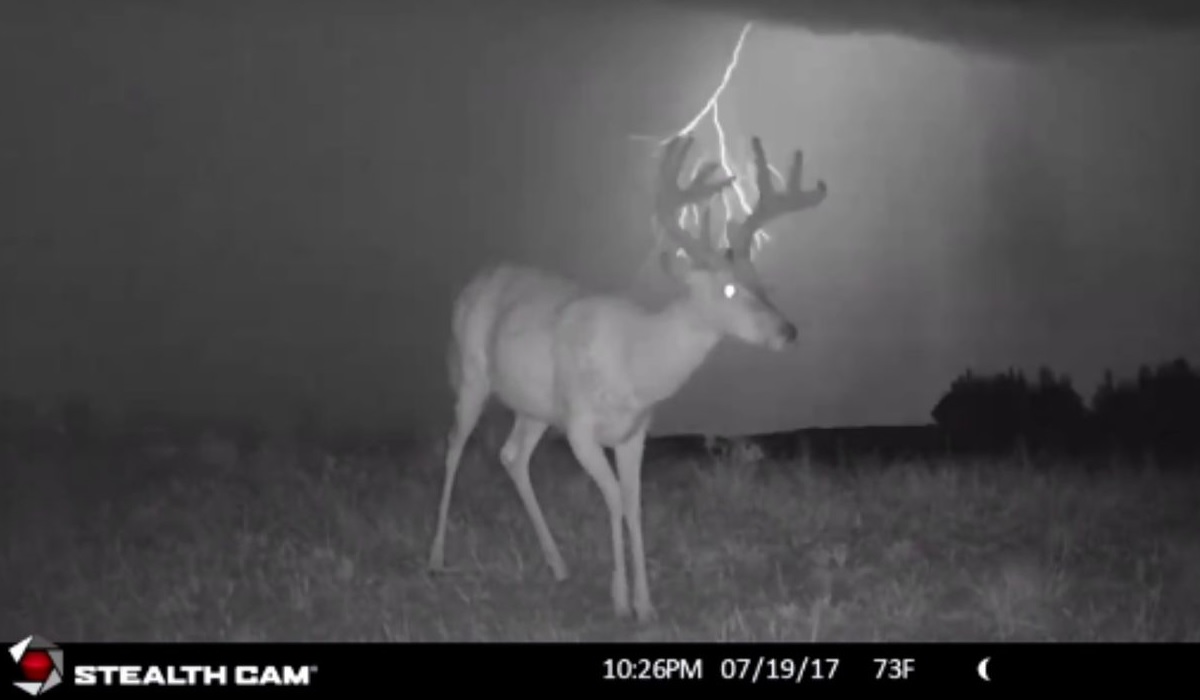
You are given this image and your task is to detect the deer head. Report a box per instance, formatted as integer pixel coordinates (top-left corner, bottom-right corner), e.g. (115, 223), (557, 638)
(654, 134), (827, 351)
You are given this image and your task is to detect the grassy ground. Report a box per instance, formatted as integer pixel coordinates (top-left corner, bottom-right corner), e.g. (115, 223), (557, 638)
(3, 432), (1199, 642)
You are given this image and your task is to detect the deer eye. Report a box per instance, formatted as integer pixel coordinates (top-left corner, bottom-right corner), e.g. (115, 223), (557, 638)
(723, 283), (737, 299)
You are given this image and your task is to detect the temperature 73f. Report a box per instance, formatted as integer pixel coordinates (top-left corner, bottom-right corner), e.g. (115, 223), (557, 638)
(874, 658), (916, 680)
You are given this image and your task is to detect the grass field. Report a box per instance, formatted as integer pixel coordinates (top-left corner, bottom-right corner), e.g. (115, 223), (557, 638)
(3, 432), (1199, 642)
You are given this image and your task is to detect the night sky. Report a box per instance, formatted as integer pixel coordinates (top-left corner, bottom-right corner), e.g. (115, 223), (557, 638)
(3, 0), (1199, 439)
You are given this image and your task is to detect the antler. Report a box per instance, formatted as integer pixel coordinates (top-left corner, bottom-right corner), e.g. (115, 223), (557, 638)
(654, 134), (735, 266)
(727, 136), (827, 257)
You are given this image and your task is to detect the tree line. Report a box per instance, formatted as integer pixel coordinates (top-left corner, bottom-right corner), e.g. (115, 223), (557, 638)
(931, 357), (1200, 463)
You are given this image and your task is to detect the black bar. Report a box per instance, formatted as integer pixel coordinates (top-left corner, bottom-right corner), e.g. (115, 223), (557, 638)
(10, 642), (1195, 696)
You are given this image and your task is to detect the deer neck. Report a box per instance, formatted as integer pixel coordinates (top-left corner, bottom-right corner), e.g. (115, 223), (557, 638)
(628, 293), (722, 406)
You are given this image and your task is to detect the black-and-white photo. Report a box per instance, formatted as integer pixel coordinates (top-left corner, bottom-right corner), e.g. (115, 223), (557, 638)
(2, 0), (1198, 675)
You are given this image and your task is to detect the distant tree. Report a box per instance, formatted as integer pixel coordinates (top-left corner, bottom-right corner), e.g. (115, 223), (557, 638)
(932, 367), (1026, 453)
(1092, 357), (1200, 461)
(1027, 367), (1089, 452)
(931, 365), (1087, 456)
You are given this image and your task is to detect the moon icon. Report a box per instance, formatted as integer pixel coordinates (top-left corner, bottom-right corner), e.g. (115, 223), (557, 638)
(977, 657), (992, 682)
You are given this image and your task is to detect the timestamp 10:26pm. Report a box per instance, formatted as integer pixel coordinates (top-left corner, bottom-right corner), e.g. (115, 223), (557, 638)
(601, 656), (840, 683)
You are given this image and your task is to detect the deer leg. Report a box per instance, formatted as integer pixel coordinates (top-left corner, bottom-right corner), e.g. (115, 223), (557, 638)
(500, 416), (567, 581)
(566, 422), (630, 618)
(428, 375), (488, 572)
(615, 426), (655, 622)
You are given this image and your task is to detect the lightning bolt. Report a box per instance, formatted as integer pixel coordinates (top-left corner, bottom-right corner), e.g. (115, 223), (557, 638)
(672, 21), (753, 248)
(640, 22), (776, 255)
(627, 20), (773, 285)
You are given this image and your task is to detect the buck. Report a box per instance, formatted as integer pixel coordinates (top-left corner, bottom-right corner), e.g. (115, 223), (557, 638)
(428, 133), (827, 621)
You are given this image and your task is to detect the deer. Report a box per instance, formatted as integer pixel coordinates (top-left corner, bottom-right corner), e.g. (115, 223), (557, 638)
(428, 133), (827, 622)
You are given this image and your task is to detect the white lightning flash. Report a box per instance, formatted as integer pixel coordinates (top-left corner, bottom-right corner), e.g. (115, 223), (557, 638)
(628, 20), (776, 284)
(674, 23), (754, 231)
(647, 22), (774, 253)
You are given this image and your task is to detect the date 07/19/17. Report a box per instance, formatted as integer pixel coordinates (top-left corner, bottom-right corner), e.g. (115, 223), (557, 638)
(601, 657), (840, 683)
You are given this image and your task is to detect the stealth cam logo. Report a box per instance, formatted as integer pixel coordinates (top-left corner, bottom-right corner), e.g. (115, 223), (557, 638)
(9, 636), (64, 696)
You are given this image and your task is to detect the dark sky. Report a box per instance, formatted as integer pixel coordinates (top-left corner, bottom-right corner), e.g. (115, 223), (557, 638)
(3, 0), (1199, 438)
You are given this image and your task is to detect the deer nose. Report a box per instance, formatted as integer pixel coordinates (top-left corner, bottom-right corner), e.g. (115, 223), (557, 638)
(781, 321), (798, 344)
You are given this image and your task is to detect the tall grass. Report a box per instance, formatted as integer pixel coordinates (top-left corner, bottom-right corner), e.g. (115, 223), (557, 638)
(2, 434), (1198, 642)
